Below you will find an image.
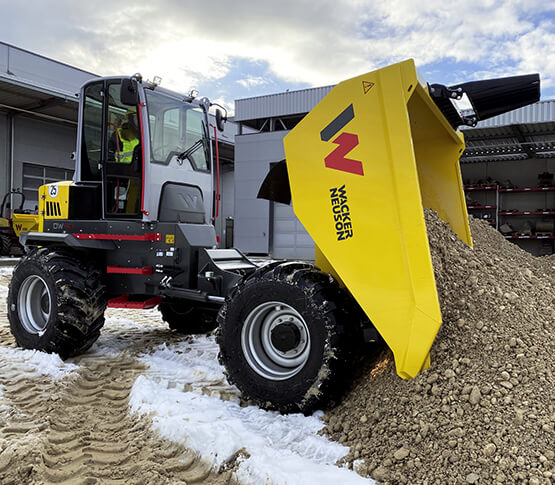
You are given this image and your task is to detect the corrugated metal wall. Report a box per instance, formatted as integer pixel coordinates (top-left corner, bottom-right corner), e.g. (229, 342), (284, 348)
(0, 42), (95, 97)
(271, 202), (314, 259)
(12, 116), (76, 210)
(474, 100), (555, 128)
(233, 131), (282, 253)
(235, 86), (333, 122)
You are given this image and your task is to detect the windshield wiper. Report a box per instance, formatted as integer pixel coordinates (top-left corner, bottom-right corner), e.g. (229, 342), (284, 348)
(177, 139), (203, 161)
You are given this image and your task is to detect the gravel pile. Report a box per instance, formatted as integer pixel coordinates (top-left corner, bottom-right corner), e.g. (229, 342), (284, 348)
(324, 211), (554, 484)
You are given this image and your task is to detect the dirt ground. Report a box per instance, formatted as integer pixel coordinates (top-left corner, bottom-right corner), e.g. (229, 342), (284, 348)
(0, 271), (237, 485)
(324, 213), (554, 484)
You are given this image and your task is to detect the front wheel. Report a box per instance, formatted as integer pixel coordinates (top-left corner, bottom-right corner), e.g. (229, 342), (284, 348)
(8, 248), (106, 358)
(217, 262), (353, 414)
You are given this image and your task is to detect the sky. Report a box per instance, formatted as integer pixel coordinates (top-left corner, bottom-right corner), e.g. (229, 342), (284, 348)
(0, 0), (554, 112)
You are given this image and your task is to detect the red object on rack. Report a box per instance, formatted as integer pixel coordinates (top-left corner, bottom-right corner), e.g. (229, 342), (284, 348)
(499, 211), (555, 216)
(499, 186), (555, 193)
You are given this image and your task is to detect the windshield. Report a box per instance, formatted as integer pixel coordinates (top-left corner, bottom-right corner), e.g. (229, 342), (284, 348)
(145, 90), (210, 170)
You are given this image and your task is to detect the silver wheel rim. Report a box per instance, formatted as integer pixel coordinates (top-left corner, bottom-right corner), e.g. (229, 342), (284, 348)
(17, 275), (52, 335)
(241, 301), (310, 381)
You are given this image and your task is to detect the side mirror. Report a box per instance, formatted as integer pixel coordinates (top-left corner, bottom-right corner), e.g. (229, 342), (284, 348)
(121, 79), (139, 106)
(215, 108), (226, 132)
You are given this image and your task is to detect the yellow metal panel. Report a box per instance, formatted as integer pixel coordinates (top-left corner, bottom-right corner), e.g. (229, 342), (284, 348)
(283, 59), (470, 379)
(0, 217), (9, 228)
(41, 181), (72, 221)
(11, 213), (40, 236)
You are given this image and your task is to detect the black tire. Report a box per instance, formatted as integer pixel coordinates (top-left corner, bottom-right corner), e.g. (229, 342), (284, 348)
(159, 299), (218, 334)
(217, 261), (354, 414)
(0, 233), (11, 256)
(7, 248), (107, 358)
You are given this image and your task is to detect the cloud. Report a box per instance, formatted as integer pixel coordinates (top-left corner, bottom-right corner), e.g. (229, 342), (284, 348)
(1, 0), (553, 98)
(236, 76), (269, 89)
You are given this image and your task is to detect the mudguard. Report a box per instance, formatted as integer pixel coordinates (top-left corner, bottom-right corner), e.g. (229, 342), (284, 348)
(283, 59), (472, 379)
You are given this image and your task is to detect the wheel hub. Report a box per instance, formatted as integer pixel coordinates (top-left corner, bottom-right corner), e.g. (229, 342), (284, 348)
(241, 302), (311, 381)
(271, 322), (301, 352)
(17, 275), (52, 335)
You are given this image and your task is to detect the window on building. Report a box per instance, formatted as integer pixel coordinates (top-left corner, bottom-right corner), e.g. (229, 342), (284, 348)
(22, 163), (74, 208)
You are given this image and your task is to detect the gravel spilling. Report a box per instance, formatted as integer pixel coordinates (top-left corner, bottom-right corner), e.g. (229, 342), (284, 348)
(324, 211), (554, 484)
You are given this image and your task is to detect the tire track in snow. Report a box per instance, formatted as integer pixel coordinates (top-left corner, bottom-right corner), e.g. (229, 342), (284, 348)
(0, 273), (237, 484)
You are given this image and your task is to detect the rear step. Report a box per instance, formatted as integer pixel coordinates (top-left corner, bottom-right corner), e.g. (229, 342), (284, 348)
(107, 294), (162, 309)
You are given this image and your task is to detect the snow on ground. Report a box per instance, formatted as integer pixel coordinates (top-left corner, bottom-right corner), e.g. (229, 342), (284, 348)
(0, 266), (15, 277)
(0, 347), (79, 379)
(130, 337), (374, 485)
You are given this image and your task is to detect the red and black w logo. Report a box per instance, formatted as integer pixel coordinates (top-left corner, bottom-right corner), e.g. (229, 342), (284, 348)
(320, 105), (363, 176)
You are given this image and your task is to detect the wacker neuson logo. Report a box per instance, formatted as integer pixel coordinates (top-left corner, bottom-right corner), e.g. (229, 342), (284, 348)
(330, 185), (353, 241)
(320, 104), (363, 176)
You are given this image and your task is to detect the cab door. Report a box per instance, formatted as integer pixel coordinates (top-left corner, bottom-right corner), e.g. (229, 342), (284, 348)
(79, 80), (143, 218)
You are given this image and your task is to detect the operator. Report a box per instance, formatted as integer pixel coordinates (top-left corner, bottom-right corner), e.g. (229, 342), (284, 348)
(108, 109), (140, 163)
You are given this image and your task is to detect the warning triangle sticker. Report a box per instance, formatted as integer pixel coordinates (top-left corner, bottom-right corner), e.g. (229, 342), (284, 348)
(362, 81), (375, 94)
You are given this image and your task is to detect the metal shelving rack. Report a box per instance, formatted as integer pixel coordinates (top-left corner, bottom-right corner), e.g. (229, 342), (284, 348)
(463, 185), (555, 253)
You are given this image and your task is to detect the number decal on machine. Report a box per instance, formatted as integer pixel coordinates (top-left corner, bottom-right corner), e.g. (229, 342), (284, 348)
(49, 185), (58, 198)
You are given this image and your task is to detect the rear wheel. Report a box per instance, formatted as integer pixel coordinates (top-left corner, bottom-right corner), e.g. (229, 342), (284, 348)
(8, 248), (106, 358)
(217, 261), (353, 414)
(0, 233), (11, 256)
(159, 299), (218, 334)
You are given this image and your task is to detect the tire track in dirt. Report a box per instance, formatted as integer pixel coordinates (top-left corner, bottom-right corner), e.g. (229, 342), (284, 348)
(0, 273), (238, 485)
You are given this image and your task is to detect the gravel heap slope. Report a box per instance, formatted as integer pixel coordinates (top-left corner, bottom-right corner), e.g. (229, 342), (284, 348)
(325, 212), (554, 485)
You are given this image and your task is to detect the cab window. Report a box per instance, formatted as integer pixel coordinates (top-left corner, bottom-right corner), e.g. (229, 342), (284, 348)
(145, 90), (210, 171)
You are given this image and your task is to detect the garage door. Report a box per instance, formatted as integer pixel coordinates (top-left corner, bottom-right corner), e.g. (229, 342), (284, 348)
(271, 201), (314, 260)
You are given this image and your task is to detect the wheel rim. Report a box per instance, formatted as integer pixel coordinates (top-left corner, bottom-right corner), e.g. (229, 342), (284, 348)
(17, 275), (52, 335)
(241, 301), (310, 381)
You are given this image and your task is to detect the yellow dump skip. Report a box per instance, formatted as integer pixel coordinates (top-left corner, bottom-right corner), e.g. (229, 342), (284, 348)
(11, 213), (40, 236)
(283, 59), (472, 379)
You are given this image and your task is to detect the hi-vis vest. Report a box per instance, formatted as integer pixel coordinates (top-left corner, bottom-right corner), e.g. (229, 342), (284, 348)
(117, 128), (139, 164)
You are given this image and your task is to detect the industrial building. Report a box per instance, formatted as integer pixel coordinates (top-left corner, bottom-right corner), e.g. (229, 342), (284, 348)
(1, 41), (553, 257)
(233, 87), (555, 257)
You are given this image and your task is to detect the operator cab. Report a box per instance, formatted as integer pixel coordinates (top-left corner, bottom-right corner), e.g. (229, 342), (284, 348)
(74, 75), (223, 224)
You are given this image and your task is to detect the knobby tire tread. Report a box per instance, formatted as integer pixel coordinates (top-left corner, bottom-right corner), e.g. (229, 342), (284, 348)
(217, 261), (355, 414)
(8, 247), (107, 358)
